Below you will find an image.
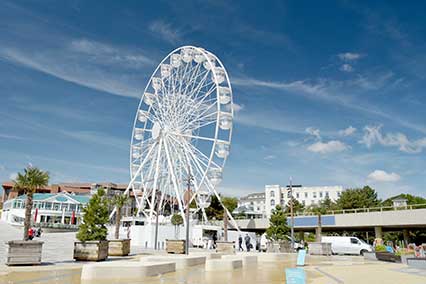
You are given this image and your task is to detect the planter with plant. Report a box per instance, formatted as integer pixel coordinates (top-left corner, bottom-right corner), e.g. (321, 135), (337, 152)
(375, 245), (399, 262)
(6, 166), (49, 266)
(74, 188), (109, 261)
(108, 194), (130, 256)
(166, 213), (185, 254)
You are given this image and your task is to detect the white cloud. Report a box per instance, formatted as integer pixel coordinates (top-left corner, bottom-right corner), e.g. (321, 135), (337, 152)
(339, 126), (357, 136)
(367, 170), (401, 182)
(305, 127), (321, 139)
(340, 64), (353, 72)
(264, 155), (277, 160)
(338, 52), (362, 61)
(307, 140), (349, 154)
(1, 47), (143, 98)
(69, 39), (153, 68)
(149, 20), (183, 44)
(360, 125), (426, 153)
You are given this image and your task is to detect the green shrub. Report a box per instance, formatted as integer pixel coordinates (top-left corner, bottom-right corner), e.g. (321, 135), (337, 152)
(76, 188), (109, 242)
(395, 249), (414, 256)
(171, 213), (184, 226)
(375, 245), (387, 252)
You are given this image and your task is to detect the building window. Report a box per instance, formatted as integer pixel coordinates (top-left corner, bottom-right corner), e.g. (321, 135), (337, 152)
(270, 191), (275, 198)
(305, 192), (308, 198)
(270, 199), (275, 207)
(302, 200), (306, 205)
(44, 202), (52, 210)
(337, 192), (341, 197)
(296, 193), (300, 198)
(325, 191), (329, 198)
(281, 193), (285, 199)
(319, 192), (323, 198)
(313, 192), (317, 198)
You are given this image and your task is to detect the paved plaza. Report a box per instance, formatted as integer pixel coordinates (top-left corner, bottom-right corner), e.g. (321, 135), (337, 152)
(1, 221), (426, 284)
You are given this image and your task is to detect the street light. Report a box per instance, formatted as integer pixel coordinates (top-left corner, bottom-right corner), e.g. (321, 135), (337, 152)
(184, 167), (193, 255)
(286, 178), (302, 252)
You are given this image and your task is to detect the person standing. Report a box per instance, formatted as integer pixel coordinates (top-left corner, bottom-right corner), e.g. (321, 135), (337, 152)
(28, 228), (34, 240)
(238, 235), (244, 251)
(245, 234), (251, 252)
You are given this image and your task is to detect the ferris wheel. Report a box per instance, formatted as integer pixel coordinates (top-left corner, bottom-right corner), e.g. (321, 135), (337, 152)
(124, 46), (236, 227)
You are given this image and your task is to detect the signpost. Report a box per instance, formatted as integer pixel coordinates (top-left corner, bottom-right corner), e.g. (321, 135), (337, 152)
(296, 249), (306, 266)
(285, 268), (306, 284)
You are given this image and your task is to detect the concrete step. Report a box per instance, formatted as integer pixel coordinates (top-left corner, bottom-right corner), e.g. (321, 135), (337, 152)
(81, 261), (175, 281)
(141, 255), (206, 269)
(205, 259), (243, 271)
(222, 254), (258, 266)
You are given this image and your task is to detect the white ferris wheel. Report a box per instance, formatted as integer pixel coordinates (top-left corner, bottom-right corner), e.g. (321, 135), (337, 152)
(124, 46), (236, 227)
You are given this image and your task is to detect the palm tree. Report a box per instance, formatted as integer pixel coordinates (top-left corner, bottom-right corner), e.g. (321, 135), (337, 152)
(112, 194), (129, 239)
(12, 166), (49, 241)
(309, 205), (327, 242)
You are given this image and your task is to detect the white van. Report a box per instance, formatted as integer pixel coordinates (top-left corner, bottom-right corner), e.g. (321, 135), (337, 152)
(321, 236), (372, 255)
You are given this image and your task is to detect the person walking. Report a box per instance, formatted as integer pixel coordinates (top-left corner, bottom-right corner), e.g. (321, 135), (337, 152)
(245, 234), (251, 252)
(238, 235), (244, 251)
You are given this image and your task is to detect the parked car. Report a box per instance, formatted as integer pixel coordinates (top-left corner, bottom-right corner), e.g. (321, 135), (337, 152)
(321, 236), (372, 255)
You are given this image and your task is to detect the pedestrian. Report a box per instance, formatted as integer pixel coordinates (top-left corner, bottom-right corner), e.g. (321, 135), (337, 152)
(212, 232), (217, 249)
(245, 234), (251, 252)
(126, 224), (131, 239)
(238, 235), (244, 251)
(36, 227), (42, 237)
(28, 228), (34, 240)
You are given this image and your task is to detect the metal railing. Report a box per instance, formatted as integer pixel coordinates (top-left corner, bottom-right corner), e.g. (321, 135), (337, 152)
(231, 203), (426, 220)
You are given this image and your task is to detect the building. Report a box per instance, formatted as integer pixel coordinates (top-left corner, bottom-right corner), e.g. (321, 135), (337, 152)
(265, 184), (343, 217)
(1, 192), (90, 226)
(1, 182), (129, 203)
(235, 192), (266, 217)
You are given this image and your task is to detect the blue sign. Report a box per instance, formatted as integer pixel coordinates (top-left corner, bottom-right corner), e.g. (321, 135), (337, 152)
(297, 249), (306, 266)
(285, 268), (306, 284)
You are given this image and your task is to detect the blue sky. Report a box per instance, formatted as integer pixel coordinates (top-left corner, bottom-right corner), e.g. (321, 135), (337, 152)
(1, 1), (425, 198)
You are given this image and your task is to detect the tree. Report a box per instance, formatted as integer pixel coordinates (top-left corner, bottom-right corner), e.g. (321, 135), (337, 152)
(77, 188), (109, 242)
(111, 194), (129, 239)
(265, 205), (289, 241)
(205, 195), (238, 220)
(306, 204), (325, 242)
(12, 166), (49, 241)
(335, 186), (380, 210)
(381, 194), (426, 207)
(284, 198), (305, 214)
(171, 213), (183, 239)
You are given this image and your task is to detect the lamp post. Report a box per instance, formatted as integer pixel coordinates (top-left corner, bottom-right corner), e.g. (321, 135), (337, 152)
(184, 168), (193, 255)
(289, 177), (294, 252)
(287, 178), (302, 252)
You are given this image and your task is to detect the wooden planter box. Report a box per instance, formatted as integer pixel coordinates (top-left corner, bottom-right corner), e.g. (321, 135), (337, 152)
(166, 239), (186, 254)
(74, 240), (109, 261)
(108, 239), (131, 256)
(308, 242), (332, 256)
(216, 241), (235, 254)
(6, 240), (44, 266)
(278, 241), (292, 253)
(375, 251), (400, 263)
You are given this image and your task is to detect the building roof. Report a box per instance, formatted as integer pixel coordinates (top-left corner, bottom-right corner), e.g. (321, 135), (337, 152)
(14, 193), (90, 204)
